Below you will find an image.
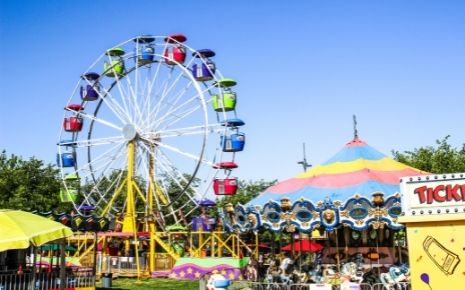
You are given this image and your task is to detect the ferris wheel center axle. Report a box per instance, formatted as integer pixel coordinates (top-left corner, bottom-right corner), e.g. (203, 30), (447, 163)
(122, 124), (138, 141)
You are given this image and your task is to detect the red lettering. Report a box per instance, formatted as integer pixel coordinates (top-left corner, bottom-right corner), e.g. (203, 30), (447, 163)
(427, 187), (434, 204)
(414, 186), (427, 204)
(413, 183), (465, 204)
(433, 185), (445, 202)
(446, 185), (461, 201)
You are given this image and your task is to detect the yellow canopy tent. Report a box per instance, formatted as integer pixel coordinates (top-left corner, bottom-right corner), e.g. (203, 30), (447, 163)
(0, 210), (73, 251)
(0, 210), (74, 290)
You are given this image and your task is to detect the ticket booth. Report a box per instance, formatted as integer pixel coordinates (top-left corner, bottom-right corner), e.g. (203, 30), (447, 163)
(399, 173), (465, 290)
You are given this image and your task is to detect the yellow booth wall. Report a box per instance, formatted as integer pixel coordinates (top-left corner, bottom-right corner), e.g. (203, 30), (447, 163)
(401, 215), (465, 290)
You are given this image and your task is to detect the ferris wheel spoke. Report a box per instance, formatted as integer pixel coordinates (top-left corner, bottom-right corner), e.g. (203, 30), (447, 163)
(139, 67), (156, 128)
(151, 66), (191, 122)
(79, 142), (127, 180)
(154, 52), (197, 111)
(99, 90), (133, 125)
(150, 83), (199, 129)
(152, 123), (222, 139)
(76, 111), (123, 131)
(144, 54), (172, 129)
(90, 169), (126, 215)
(123, 65), (145, 126)
(78, 140), (126, 175)
(67, 135), (125, 148)
(152, 149), (199, 206)
(106, 55), (141, 124)
(97, 60), (135, 124)
(152, 83), (216, 129)
(142, 82), (195, 128)
(92, 84), (133, 125)
(150, 67), (176, 124)
(112, 81), (138, 125)
(140, 136), (214, 167)
(156, 102), (213, 133)
(151, 86), (212, 131)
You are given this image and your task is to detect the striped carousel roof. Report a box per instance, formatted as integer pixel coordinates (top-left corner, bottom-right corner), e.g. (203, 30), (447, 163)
(248, 137), (427, 207)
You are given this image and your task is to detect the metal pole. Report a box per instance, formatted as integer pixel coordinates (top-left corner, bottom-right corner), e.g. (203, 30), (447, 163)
(122, 140), (137, 233)
(334, 229), (340, 272)
(299, 235), (302, 272)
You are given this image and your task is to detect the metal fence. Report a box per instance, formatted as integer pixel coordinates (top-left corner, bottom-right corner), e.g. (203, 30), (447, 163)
(229, 281), (411, 290)
(0, 269), (95, 290)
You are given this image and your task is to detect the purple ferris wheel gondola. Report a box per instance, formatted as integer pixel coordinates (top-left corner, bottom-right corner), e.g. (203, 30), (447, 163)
(80, 72), (100, 101)
(192, 49), (216, 81)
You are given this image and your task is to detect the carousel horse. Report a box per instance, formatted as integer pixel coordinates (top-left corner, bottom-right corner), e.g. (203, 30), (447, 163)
(291, 269), (309, 283)
(341, 262), (364, 284)
(320, 264), (339, 285)
(308, 264), (323, 283)
(362, 269), (381, 284)
(380, 265), (410, 290)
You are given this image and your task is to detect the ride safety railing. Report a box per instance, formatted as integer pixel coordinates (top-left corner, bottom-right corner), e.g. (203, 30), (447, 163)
(0, 269), (95, 290)
(185, 231), (257, 258)
(228, 281), (411, 290)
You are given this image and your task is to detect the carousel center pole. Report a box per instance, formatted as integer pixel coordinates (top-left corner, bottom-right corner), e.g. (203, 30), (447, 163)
(335, 228), (340, 272)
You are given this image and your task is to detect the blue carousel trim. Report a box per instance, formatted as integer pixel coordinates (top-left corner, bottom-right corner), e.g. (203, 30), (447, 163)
(221, 193), (405, 233)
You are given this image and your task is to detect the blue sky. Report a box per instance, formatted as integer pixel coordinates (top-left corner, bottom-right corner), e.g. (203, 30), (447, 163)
(1, 0), (464, 183)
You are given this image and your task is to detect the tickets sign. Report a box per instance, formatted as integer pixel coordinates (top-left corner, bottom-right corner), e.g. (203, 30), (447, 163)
(400, 173), (465, 216)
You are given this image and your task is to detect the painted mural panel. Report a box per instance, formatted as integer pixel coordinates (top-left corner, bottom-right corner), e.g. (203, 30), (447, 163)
(404, 220), (465, 289)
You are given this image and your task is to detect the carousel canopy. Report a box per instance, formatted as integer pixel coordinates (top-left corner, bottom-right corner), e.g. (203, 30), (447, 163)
(222, 137), (427, 233)
(248, 137), (426, 207)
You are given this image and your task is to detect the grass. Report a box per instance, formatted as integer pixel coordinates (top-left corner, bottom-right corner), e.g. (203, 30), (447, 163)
(96, 277), (199, 290)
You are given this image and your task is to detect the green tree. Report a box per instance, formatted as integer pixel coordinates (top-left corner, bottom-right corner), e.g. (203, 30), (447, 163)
(0, 150), (62, 212)
(392, 136), (465, 173)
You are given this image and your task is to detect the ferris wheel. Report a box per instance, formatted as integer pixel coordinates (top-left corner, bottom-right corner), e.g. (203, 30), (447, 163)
(57, 34), (245, 232)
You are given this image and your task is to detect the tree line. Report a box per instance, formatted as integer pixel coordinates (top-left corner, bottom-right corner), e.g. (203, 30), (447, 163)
(1, 136), (465, 214)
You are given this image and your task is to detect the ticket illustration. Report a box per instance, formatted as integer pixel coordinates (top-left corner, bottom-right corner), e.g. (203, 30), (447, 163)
(423, 236), (460, 275)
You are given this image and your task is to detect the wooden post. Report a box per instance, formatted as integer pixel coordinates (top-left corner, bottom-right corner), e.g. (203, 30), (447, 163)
(255, 232), (259, 259)
(59, 238), (66, 290)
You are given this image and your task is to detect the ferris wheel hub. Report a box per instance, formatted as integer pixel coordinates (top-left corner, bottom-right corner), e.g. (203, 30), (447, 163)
(122, 124), (138, 141)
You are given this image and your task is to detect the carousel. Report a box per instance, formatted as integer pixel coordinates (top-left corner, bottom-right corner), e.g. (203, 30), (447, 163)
(221, 128), (427, 287)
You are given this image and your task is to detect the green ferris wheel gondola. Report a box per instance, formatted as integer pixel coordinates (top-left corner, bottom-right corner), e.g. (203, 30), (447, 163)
(104, 47), (125, 77)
